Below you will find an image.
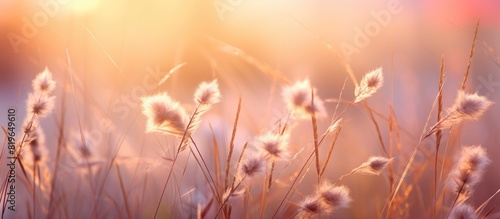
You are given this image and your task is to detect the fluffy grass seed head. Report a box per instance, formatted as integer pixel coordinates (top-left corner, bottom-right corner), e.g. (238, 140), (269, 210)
(22, 119), (38, 139)
(430, 91), (493, 135)
(298, 195), (324, 215)
(141, 92), (189, 136)
(239, 154), (266, 178)
(256, 132), (290, 160)
(282, 78), (326, 119)
(194, 79), (222, 106)
(355, 67), (384, 102)
(317, 182), (352, 213)
(448, 204), (476, 219)
(188, 79), (222, 135)
(356, 156), (393, 176)
(29, 129), (47, 163)
(448, 145), (490, 202)
(70, 131), (96, 159)
(27, 93), (55, 117)
(32, 67), (56, 94)
(21, 125), (47, 164)
(452, 91), (492, 120)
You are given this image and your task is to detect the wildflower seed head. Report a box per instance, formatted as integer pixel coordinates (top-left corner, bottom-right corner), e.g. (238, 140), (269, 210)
(29, 129), (46, 162)
(432, 92), (492, 134)
(299, 196), (323, 215)
(286, 79), (310, 108)
(282, 78), (326, 119)
(22, 119), (38, 137)
(240, 155), (265, 178)
(141, 92), (189, 136)
(449, 204), (476, 219)
(357, 156), (393, 176)
(304, 96), (327, 118)
(453, 91), (492, 120)
(67, 132), (105, 166)
(458, 145), (491, 173)
(448, 145), (490, 202)
(79, 143), (92, 158)
(194, 79), (222, 106)
(256, 132), (290, 160)
(21, 127), (47, 164)
(72, 132), (95, 159)
(188, 80), (222, 136)
(27, 93), (55, 117)
(355, 67), (384, 102)
(32, 67), (56, 94)
(317, 182), (352, 210)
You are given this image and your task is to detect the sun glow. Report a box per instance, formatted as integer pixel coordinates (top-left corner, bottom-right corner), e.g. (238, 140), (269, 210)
(66, 0), (101, 14)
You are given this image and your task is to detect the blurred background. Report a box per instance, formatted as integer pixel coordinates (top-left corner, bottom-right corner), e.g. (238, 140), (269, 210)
(1, 0), (500, 218)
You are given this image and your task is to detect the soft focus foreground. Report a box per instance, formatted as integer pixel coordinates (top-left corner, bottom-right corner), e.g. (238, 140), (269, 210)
(1, 0), (500, 218)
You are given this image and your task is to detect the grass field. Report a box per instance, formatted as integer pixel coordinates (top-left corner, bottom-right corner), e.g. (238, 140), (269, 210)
(1, 1), (500, 218)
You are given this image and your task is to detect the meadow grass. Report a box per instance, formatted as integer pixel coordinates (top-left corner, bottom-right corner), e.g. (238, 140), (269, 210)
(1, 20), (499, 219)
